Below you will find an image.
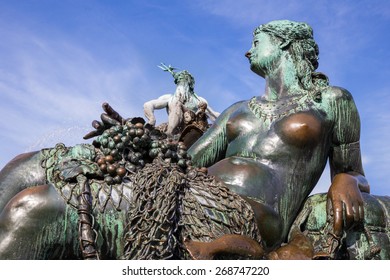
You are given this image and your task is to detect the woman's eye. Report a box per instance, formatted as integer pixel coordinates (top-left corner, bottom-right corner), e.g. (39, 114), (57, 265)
(254, 40), (259, 47)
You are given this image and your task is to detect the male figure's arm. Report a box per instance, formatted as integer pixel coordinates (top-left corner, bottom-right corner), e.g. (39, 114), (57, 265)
(143, 94), (171, 126)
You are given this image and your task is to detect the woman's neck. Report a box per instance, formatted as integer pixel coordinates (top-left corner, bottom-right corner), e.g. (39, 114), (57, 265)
(262, 56), (303, 101)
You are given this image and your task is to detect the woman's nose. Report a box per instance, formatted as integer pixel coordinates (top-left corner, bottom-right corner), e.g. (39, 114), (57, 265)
(245, 51), (251, 58)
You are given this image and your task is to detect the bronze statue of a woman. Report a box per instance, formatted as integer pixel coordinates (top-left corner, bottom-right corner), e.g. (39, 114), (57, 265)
(0, 20), (386, 260)
(188, 20), (369, 250)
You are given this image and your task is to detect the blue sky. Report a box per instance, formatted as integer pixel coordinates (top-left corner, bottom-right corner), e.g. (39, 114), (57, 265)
(0, 0), (389, 196)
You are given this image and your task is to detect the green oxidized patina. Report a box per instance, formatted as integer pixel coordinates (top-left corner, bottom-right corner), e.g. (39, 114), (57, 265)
(0, 19), (389, 260)
(188, 19), (388, 258)
(291, 193), (390, 259)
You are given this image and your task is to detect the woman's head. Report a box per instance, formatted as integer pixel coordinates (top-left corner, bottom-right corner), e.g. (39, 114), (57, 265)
(252, 20), (328, 92)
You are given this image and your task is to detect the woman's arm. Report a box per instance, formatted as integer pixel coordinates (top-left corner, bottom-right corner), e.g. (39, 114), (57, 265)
(328, 86), (369, 191)
(326, 86), (368, 237)
(188, 101), (243, 168)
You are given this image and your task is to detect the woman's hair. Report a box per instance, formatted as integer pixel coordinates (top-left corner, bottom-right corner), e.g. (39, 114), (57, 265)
(255, 20), (329, 97)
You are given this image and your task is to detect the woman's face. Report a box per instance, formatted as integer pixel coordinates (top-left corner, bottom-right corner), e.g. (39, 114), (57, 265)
(245, 31), (282, 77)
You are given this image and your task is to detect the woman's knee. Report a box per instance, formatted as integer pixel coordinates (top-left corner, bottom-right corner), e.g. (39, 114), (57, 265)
(0, 184), (65, 229)
(0, 185), (66, 259)
(0, 151), (45, 212)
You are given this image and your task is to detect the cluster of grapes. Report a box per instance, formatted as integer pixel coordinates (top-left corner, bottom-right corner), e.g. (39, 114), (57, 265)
(93, 118), (192, 185)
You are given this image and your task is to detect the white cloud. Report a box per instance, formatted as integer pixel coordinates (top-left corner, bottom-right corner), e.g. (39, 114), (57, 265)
(0, 29), (152, 168)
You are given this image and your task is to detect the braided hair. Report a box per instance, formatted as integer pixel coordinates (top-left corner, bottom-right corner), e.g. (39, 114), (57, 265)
(255, 20), (329, 97)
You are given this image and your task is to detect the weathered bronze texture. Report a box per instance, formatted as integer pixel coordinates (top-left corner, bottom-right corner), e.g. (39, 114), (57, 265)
(188, 20), (369, 251)
(0, 20), (388, 260)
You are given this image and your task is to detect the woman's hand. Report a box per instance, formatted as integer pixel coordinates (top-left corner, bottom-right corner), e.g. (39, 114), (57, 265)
(327, 173), (364, 238)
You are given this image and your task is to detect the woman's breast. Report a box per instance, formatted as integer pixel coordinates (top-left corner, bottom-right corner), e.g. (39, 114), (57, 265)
(274, 112), (323, 148)
(226, 110), (257, 141)
(226, 109), (325, 153)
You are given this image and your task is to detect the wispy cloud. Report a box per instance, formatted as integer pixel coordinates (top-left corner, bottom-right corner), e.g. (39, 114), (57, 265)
(0, 28), (152, 167)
